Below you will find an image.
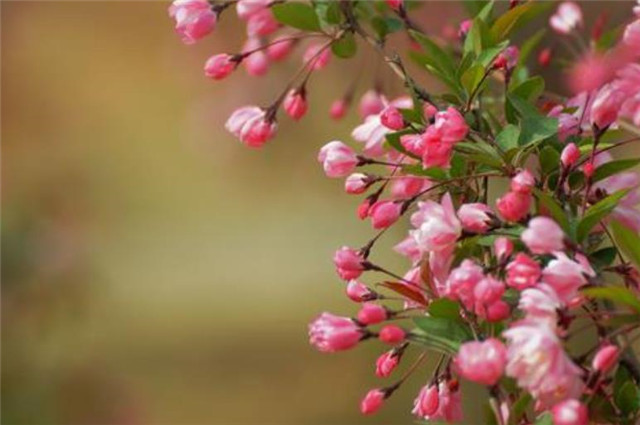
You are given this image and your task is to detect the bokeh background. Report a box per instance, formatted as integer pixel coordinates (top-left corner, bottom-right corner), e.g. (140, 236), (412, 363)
(2, 2), (637, 425)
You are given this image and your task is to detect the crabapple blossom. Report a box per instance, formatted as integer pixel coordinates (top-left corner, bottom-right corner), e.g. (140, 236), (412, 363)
(445, 259), (484, 310)
(318, 141), (358, 178)
(455, 338), (507, 386)
(357, 303), (387, 325)
(329, 99), (348, 120)
(432, 107), (469, 144)
(204, 53), (236, 80)
(592, 344), (619, 373)
(511, 169), (535, 194)
(496, 191), (531, 222)
(236, 0), (269, 20)
(542, 253), (592, 304)
(457, 203), (493, 233)
(591, 82), (626, 129)
(521, 217), (565, 254)
(225, 106), (276, 148)
(379, 325), (405, 344)
(390, 177), (428, 199)
(561, 143), (580, 168)
(474, 276), (506, 319)
(518, 283), (562, 321)
(506, 253), (541, 290)
(302, 43), (331, 70)
(385, 0), (403, 11)
(369, 201), (401, 229)
(494, 237), (513, 262)
(242, 38), (270, 76)
(344, 173), (369, 194)
(346, 280), (374, 302)
(333, 246), (365, 281)
(283, 89), (308, 121)
(551, 399), (588, 425)
(266, 35), (295, 61)
(549, 2), (582, 34)
(413, 381), (463, 422)
(168, 0), (216, 44)
(410, 193), (461, 253)
(360, 389), (385, 415)
(375, 350), (400, 377)
(351, 114), (390, 157)
(412, 384), (439, 418)
(358, 89), (385, 118)
(380, 106), (404, 130)
(309, 313), (363, 352)
(246, 8), (278, 37)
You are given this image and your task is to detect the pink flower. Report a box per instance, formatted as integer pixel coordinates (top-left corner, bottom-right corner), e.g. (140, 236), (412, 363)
(433, 107), (469, 144)
(549, 2), (582, 34)
(593, 155), (640, 231)
(412, 384), (440, 418)
(455, 338), (507, 386)
(474, 276), (505, 318)
(225, 106), (276, 148)
(357, 303), (387, 325)
(390, 177), (428, 199)
(236, 0), (269, 20)
(333, 246), (365, 280)
(380, 106), (405, 130)
(266, 36), (295, 61)
(379, 325), (406, 344)
(518, 283), (562, 321)
(494, 46), (519, 70)
(486, 301), (510, 322)
(591, 82), (626, 129)
(458, 203), (493, 233)
(506, 253), (541, 290)
(511, 169), (536, 194)
(503, 319), (583, 407)
(445, 259), (484, 310)
(242, 38), (270, 76)
(318, 141), (358, 178)
(345, 173), (369, 194)
(617, 64), (640, 126)
(538, 47), (553, 67)
(283, 89), (308, 121)
(414, 381), (463, 422)
(360, 389), (385, 415)
(561, 143), (580, 168)
(351, 114), (390, 157)
(592, 344), (619, 373)
(303, 43), (331, 70)
(359, 90), (385, 118)
(330, 99), (348, 120)
(385, 0), (403, 11)
(494, 237), (513, 262)
(369, 201), (401, 229)
(204, 53), (236, 80)
(376, 350), (400, 377)
(168, 0), (216, 44)
(393, 236), (421, 263)
(624, 20), (640, 50)
(246, 8), (279, 37)
(551, 399), (588, 425)
(542, 253), (591, 304)
(521, 217), (565, 254)
(496, 191), (531, 222)
(411, 193), (462, 253)
(308, 312), (362, 352)
(459, 19), (472, 38)
(421, 126), (455, 168)
(346, 280), (374, 302)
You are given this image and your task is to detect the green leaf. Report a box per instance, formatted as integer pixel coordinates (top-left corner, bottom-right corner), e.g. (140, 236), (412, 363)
(409, 30), (457, 77)
(589, 246), (618, 269)
(413, 316), (472, 352)
(582, 286), (640, 314)
(510, 393), (532, 425)
(464, 18), (491, 55)
(576, 189), (629, 242)
(615, 381), (640, 415)
(331, 32), (357, 58)
(510, 76), (545, 102)
(428, 299), (462, 321)
(403, 164), (449, 180)
(271, 2), (322, 31)
(538, 145), (560, 176)
(518, 115), (558, 147)
(593, 158), (640, 183)
(313, 0), (342, 26)
(533, 413), (553, 425)
(490, 1), (551, 42)
(495, 124), (520, 152)
(533, 188), (570, 232)
(517, 28), (546, 68)
(476, 40), (510, 67)
(461, 64), (486, 97)
(611, 220), (640, 267)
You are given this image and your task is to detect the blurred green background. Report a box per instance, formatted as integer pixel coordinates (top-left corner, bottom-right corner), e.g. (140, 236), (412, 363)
(1, 2), (637, 425)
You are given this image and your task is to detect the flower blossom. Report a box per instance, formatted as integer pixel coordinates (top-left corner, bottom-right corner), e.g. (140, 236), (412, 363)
(169, 0), (216, 44)
(410, 193), (461, 253)
(225, 106), (276, 148)
(549, 2), (582, 34)
(521, 217), (565, 254)
(455, 338), (507, 386)
(309, 313), (363, 352)
(413, 381), (463, 422)
(318, 141), (358, 178)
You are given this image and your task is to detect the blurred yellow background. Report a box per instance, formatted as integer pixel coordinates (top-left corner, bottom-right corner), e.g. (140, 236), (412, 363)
(2, 2), (637, 425)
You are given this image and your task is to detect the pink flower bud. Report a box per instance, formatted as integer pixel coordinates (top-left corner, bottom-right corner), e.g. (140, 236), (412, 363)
(391, 177), (427, 198)
(376, 351), (400, 377)
(236, 0), (269, 20)
(561, 143), (580, 168)
(521, 216), (565, 254)
(225, 106), (276, 148)
(583, 161), (595, 178)
(433, 107), (469, 144)
(496, 191), (531, 222)
(506, 253), (541, 290)
(379, 325), (406, 344)
(458, 203), (493, 233)
(308, 312), (362, 352)
(346, 280), (374, 302)
(511, 169), (536, 194)
(333, 246), (365, 280)
(369, 201), (401, 229)
(592, 344), (619, 373)
(330, 99), (348, 120)
(412, 384), (440, 417)
(266, 36), (295, 61)
(458, 19), (472, 39)
(283, 89), (308, 121)
(486, 300), (510, 322)
(357, 199), (372, 220)
(204, 53), (236, 80)
(591, 83), (626, 129)
(357, 303), (387, 325)
(242, 38), (270, 76)
(168, 0), (216, 44)
(380, 106), (405, 130)
(624, 20), (640, 49)
(538, 47), (553, 67)
(474, 276), (505, 317)
(423, 103), (438, 120)
(360, 389), (385, 415)
(345, 173), (369, 194)
(318, 141), (358, 178)
(551, 399), (588, 425)
(455, 338), (506, 386)
(385, 0), (403, 11)
(359, 90), (385, 118)
(549, 2), (582, 34)
(303, 43), (331, 70)
(494, 237), (513, 262)
(494, 46), (519, 71)
(246, 9), (279, 37)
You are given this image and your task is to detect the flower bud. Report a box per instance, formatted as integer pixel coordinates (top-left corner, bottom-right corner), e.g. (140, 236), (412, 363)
(168, 0), (216, 44)
(379, 325), (406, 344)
(369, 201), (401, 229)
(357, 198), (372, 220)
(303, 43), (331, 70)
(359, 89), (385, 118)
(385, 0), (403, 11)
(496, 191), (531, 222)
(592, 344), (619, 373)
(266, 35), (294, 61)
(549, 2), (583, 35)
(561, 143), (580, 168)
(308, 313), (362, 352)
(376, 350), (400, 377)
(412, 384), (440, 417)
(246, 9), (278, 37)
(458, 19), (472, 39)
(346, 280), (374, 302)
(538, 47), (552, 67)
(345, 173), (369, 194)
(511, 169), (535, 194)
(330, 99), (348, 120)
(357, 303), (388, 325)
(485, 300), (511, 322)
(318, 141), (358, 178)
(283, 89), (308, 121)
(583, 161), (595, 178)
(204, 53), (236, 80)
(494, 237), (513, 262)
(380, 106), (405, 130)
(360, 389), (385, 415)
(458, 203), (493, 233)
(333, 246), (365, 280)
(506, 253), (541, 290)
(521, 216), (565, 254)
(455, 338), (506, 386)
(551, 399), (588, 425)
